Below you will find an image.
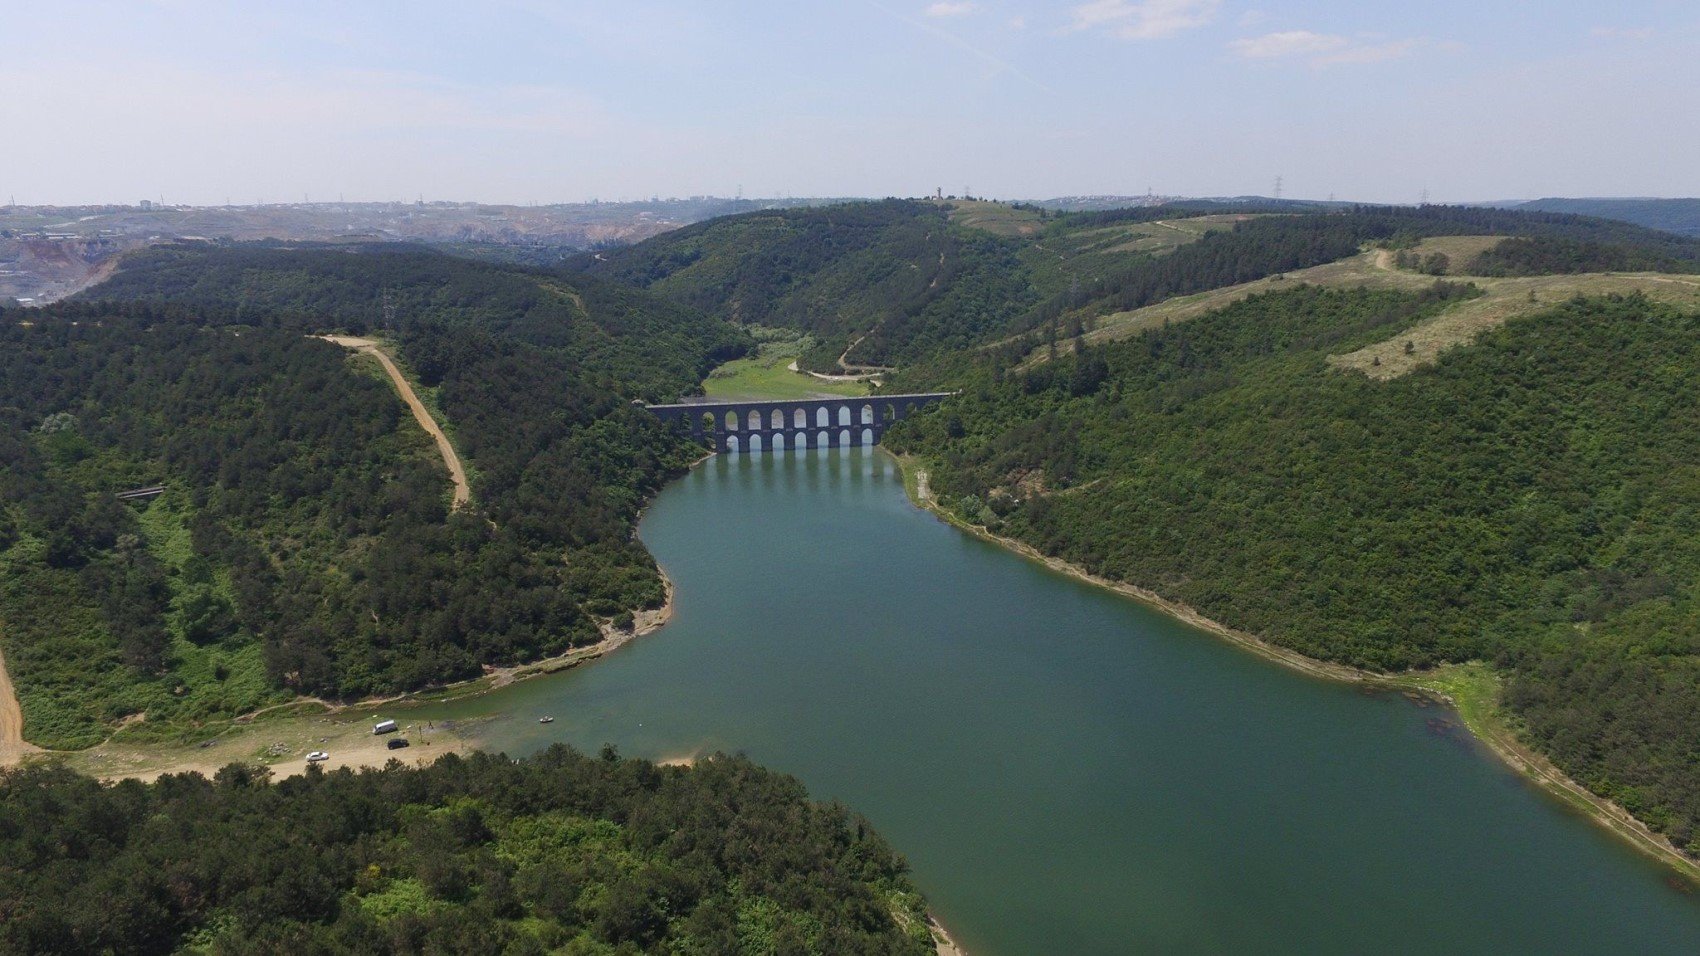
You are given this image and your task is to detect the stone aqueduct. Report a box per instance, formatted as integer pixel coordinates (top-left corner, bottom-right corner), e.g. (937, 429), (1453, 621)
(644, 393), (953, 453)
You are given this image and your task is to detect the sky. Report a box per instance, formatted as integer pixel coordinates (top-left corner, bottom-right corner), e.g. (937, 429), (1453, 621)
(2, 0), (1697, 206)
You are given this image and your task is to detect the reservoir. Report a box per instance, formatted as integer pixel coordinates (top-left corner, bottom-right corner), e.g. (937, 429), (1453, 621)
(451, 449), (1700, 954)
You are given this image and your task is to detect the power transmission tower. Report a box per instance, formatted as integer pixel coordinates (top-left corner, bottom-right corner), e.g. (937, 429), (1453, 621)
(1273, 175), (1283, 201)
(1419, 186), (1430, 205)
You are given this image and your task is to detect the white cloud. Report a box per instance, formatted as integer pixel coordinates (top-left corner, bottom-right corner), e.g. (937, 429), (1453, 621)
(1229, 30), (1346, 58)
(1312, 39), (1421, 65)
(1009, 16), (1027, 29)
(925, 2), (977, 17)
(1230, 29), (1423, 66)
(1591, 26), (1655, 40)
(1065, 0), (1221, 40)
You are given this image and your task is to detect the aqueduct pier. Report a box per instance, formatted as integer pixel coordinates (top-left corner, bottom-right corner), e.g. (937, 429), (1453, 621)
(644, 393), (952, 453)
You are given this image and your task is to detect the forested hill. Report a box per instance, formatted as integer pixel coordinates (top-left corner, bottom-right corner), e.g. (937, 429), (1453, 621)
(91, 242), (744, 400)
(569, 200), (1700, 372)
(0, 748), (938, 954)
(569, 199), (1039, 371)
(2, 245), (746, 748)
(1514, 198), (1700, 238)
(886, 284), (1700, 860)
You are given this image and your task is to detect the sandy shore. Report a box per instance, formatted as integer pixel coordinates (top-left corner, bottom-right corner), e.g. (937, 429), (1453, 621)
(892, 452), (1700, 885)
(930, 916), (967, 956)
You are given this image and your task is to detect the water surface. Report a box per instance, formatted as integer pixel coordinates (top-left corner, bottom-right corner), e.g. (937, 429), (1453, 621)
(441, 450), (1700, 954)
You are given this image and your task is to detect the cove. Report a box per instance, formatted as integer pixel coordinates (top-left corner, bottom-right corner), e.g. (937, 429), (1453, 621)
(439, 450), (1700, 954)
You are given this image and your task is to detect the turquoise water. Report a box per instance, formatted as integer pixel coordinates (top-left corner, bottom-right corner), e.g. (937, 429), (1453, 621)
(437, 450), (1700, 954)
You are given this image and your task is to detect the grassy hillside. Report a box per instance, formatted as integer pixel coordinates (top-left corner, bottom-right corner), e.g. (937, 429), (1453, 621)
(575, 200), (1700, 377)
(703, 327), (871, 401)
(889, 285), (1700, 857)
(0, 748), (937, 954)
(1011, 237), (1700, 376)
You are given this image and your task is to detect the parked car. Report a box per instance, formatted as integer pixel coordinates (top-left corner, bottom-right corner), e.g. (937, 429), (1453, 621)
(386, 738), (410, 750)
(306, 751), (329, 763)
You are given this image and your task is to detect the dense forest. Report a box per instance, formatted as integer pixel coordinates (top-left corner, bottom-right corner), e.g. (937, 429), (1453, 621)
(887, 285), (1700, 855)
(1463, 235), (1699, 276)
(1, 244), (748, 747)
(0, 748), (937, 954)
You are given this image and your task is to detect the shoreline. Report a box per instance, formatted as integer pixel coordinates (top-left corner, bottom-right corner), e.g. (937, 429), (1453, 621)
(889, 451), (1700, 885)
(11, 447), (704, 779)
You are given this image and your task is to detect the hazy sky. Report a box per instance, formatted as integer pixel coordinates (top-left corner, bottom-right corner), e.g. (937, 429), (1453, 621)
(4, 1), (1697, 205)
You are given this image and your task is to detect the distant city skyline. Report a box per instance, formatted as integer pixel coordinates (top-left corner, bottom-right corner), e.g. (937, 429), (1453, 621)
(3, 1), (1697, 206)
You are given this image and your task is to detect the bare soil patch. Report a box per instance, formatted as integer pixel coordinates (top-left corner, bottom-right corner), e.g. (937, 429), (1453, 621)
(1026, 239), (1700, 377)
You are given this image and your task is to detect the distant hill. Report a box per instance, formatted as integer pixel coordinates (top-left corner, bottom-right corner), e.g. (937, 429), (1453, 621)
(1511, 198), (1700, 237)
(1028, 195), (1350, 212)
(0, 197), (857, 305)
(573, 199), (1700, 372)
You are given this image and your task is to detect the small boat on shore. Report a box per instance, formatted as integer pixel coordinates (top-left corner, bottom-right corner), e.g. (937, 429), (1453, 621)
(539, 716), (555, 724)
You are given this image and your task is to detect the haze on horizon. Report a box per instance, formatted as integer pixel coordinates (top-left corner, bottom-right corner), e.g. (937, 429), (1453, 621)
(3, 0), (1696, 207)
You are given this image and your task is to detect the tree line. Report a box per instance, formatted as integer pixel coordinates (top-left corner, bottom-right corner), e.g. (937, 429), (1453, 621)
(0, 748), (936, 954)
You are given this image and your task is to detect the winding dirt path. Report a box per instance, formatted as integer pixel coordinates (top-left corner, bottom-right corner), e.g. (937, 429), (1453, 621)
(0, 640), (41, 768)
(319, 336), (470, 508)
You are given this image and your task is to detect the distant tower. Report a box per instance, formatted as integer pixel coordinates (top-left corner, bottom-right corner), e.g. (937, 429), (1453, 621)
(1419, 186), (1430, 205)
(935, 187), (943, 200)
(1273, 175), (1283, 201)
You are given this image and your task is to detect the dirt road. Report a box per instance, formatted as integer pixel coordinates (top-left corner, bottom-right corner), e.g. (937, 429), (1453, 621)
(0, 641), (41, 768)
(320, 336), (470, 508)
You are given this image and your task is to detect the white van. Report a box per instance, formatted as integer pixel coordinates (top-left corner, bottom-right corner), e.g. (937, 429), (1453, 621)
(372, 719), (398, 735)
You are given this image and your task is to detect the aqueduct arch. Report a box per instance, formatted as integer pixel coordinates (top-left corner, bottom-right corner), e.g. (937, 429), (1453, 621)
(643, 393), (953, 454)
